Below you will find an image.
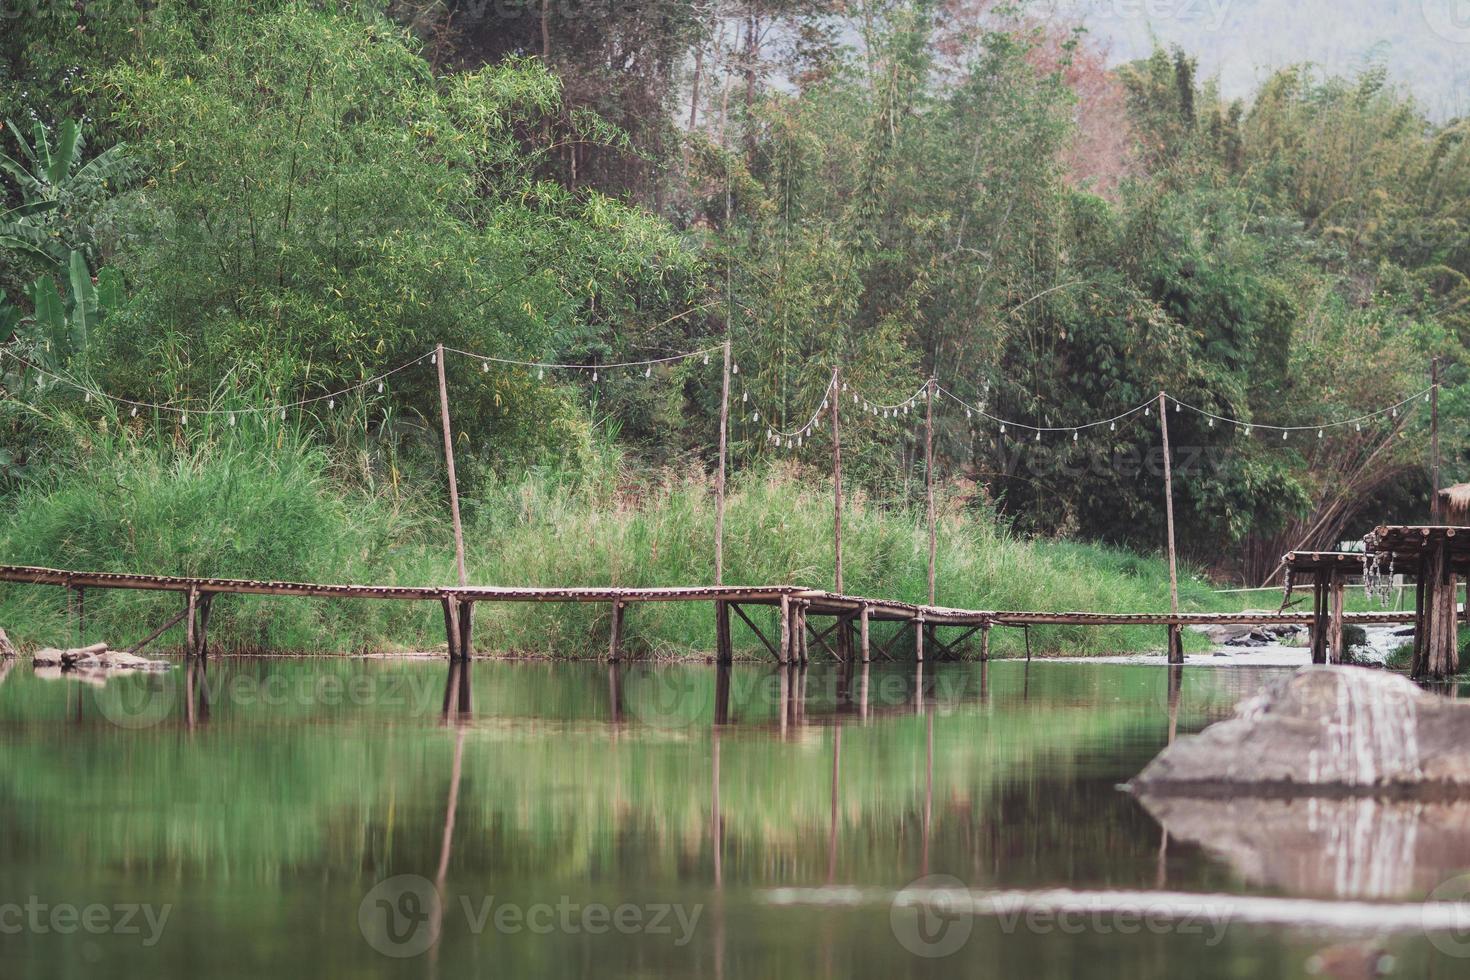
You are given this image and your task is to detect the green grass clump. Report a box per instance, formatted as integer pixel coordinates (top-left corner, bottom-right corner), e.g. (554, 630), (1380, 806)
(0, 428), (1226, 658)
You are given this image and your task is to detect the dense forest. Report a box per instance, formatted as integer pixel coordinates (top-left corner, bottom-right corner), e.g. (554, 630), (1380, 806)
(0, 0), (1465, 652)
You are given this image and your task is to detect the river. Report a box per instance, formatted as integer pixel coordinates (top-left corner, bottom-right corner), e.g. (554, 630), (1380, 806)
(1, 658), (1467, 977)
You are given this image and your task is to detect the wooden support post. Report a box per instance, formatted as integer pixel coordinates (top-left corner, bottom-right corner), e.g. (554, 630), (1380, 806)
(1311, 575), (1327, 665)
(1327, 571), (1345, 665)
(127, 605), (193, 656)
(185, 587), (198, 659)
(1432, 356), (1441, 522)
(196, 593), (214, 660)
(914, 615), (925, 663)
(925, 378), (937, 607)
(441, 595), (462, 661)
(980, 623), (991, 662)
(1420, 537), (1460, 679)
(459, 600), (474, 660)
(609, 601), (625, 662)
(436, 343), (469, 589)
(715, 600), (733, 665)
(830, 368), (844, 594)
(859, 605), (871, 664)
(778, 595), (792, 665)
(798, 602), (810, 665)
(716, 339), (731, 585)
(1158, 392), (1183, 665)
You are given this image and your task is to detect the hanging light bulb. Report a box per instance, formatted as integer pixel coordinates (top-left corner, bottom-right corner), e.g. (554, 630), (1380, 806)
(966, 409), (972, 419)
(84, 392), (91, 403)
(1145, 406), (1151, 417)
(1245, 425), (1252, 436)
(1035, 430), (1041, 442)
(482, 362), (489, 373)
(703, 354), (710, 366)
(229, 414), (236, 427)
(328, 398), (335, 410)
(130, 406), (137, 418)
(538, 368), (545, 380)
(1110, 421), (1116, 432)
(732, 364), (740, 375)
(281, 409), (287, 421)
(1174, 401), (1179, 413)
(1001, 425), (1007, 435)
(1282, 431), (1288, 440)
(752, 412), (759, 422)
(377, 382), (384, 394)
(1392, 407), (1398, 418)
(1355, 422), (1361, 432)
(430, 352), (436, 365)
(1073, 430), (1078, 442)
(645, 366), (652, 379)
(1318, 429), (1324, 439)
(593, 369), (598, 382)
(1208, 418), (1214, 428)
(181, 413), (189, 426)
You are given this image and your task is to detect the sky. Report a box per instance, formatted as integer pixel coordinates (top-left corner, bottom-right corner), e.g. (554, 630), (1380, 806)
(1051, 0), (1470, 119)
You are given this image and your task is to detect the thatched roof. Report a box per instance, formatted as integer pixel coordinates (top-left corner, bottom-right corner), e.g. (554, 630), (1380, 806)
(1439, 484), (1470, 523)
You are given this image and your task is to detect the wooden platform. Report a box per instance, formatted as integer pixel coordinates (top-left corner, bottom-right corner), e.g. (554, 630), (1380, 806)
(0, 563), (1425, 664)
(1363, 526), (1469, 679)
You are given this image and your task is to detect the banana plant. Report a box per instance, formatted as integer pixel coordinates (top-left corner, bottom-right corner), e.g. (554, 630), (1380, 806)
(19, 251), (124, 367)
(0, 118), (132, 274)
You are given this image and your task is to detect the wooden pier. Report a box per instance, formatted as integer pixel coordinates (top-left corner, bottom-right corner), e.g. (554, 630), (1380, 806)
(0, 563), (1429, 664)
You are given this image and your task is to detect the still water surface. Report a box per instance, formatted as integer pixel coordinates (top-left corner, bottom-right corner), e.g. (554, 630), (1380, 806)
(1, 658), (1466, 977)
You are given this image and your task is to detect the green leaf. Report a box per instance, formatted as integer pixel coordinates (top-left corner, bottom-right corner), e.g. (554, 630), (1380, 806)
(47, 119), (80, 185)
(68, 250), (98, 353)
(30, 121), (51, 178)
(31, 276), (65, 352)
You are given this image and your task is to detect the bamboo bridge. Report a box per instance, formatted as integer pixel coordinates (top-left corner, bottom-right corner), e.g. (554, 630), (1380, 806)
(0, 561), (1433, 667)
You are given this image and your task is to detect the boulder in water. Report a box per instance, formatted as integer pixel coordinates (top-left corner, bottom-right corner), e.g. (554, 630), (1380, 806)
(1131, 666), (1470, 795)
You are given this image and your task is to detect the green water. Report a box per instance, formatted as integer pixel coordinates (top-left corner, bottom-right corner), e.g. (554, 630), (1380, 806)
(0, 658), (1463, 977)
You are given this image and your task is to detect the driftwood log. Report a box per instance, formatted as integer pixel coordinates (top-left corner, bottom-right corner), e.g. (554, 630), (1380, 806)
(32, 643), (169, 671)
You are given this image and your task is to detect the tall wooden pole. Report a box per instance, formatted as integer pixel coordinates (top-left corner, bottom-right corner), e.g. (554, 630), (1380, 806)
(1158, 391), (1182, 663)
(1431, 356), (1441, 522)
(716, 339), (731, 585)
(436, 344), (468, 588)
(830, 367), (844, 594)
(925, 378), (937, 607)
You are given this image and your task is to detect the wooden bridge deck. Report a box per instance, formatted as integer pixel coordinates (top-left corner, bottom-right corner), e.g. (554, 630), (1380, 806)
(0, 563), (1420, 664)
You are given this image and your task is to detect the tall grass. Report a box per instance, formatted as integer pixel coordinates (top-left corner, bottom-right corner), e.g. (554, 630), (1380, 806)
(0, 422), (1226, 657)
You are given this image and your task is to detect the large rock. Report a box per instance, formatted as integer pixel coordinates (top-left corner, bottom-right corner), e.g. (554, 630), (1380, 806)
(1131, 666), (1470, 795)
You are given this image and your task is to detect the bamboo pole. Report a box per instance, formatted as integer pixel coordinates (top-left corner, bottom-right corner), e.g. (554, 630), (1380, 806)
(925, 378), (936, 607)
(1158, 392), (1183, 664)
(716, 339), (731, 584)
(1432, 356), (1441, 522)
(830, 368), (844, 594)
(436, 344), (468, 588)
